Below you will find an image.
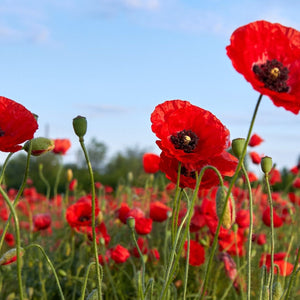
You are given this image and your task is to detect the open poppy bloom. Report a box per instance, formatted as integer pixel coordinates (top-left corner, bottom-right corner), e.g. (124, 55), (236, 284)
(227, 20), (300, 114)
(151, 100), (230, 164)
(183, 240), (205, 266)
(0, 96), (38, 152)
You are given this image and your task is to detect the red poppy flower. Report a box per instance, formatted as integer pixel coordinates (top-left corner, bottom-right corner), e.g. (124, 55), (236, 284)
(52, 139), (71, 155)
(69, 179), (78, 191)
(236, 209), (255, 228)
(132, 237), (148, 258)
(262, 207), (283, 228)
(33, 213), (52, 231)
(66, 196), (99, 228)
(183, 240), (205, 266)
(78, 222), (110, 245)
(135, 217), (153, 235)
(252, 233), (267, 245)
(249, 151), (262, 164)
(259, 252), (293, 276)
(293, 177), (300, 188)
(269, 168), (282, 185)
(290, 165), (300, 175)
(151, 100), (230, 163)
(150, 201), (171, 222)
(248, 133), (264, 147)
(0, 96), (38, 152)
(110, 244), (130, 263)
(143, 153), (160, 173)
(227, 20), (300, 114)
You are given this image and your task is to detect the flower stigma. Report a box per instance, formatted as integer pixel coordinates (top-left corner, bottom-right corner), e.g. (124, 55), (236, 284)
(170, 129), (199, 153)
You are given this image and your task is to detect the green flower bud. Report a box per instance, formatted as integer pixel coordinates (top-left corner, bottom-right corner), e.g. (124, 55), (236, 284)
(73, 115), (87, 138)
(272, 281), (283, 300)
(262, 285), (270, 300)
(216, 186), (236, 229)
(232, 138), (246, 158)
(127, 217), (135, 229)
(261, 156), (273, 174)
(23, 137), (54, 156)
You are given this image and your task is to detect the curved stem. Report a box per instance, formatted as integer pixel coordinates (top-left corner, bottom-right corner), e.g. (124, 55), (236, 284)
(79, 137), (102, 300)
(80, 262), (96, 300)
(53, 156), (63, 201)
(199, 93), (263, 300)
(0, 185), (24, 299)
(0, 152), (14, 184)
(241, 163), (254, 300)
(39, 163), (51, 200)
(0, 143), (32, 252)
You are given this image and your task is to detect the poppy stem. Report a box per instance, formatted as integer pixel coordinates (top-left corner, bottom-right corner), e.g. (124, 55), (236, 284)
(241, 163), (254, 300)
(264, 172), (275, 300)
(199, 93), (263, 300)
(78, 137), (102, 300)
(38, 163), (51, 200)
(25, 243), (65, 300)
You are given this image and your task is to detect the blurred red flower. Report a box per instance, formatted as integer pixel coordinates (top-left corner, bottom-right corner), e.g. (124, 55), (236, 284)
(69, 179), (78, 191)
(269, 168), (282, 185)
(135, 217), (153, 235)
(132, 237), (148, 258)
(262, 207), (283, 228)
(143, 153), (160, 173)
(227, 20), (300, 114)
(0, 96), (38, 152)
(236, 209), (255, 228)
(150, 201), (171, 222)
(259, 252), (293, 276)
(248, 133), (264, 147)
(183, 240), (205, 266)
(53, 139), (71, 155)
(33, 213), (52, 231)
(110, 244), (130, 263)
(151, 100), (230, 164)
(66, 196), (99, 228)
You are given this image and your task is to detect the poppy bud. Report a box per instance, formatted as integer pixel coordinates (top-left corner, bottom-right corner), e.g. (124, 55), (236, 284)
(262, 286), (270, 300)
(72, 115), (87, 138)
(272, 281), (283, 300)
(232, 138), (246, 158)
(24, 137), (54, 156)
(127, 217), (135, 230)
(261, 156), (273, 174)
(0, 247), (25, 266)
(67, 169), (73, 182)
(216, 186), (236, 229)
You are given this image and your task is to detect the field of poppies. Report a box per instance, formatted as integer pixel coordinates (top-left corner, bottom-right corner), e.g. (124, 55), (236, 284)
(1, 19), (300, 300)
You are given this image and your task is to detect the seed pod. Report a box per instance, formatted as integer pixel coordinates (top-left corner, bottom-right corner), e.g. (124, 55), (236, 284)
(72, 115), (87, 138)
(216, 186), (236, 229)
(0, 248), (25, 266)
(272, 281), (283, 300)
(24, 137), (54, 156)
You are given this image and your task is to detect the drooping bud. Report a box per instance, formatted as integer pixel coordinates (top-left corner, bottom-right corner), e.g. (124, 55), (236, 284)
(272, 281), (283, 300)
(232, 138), (246, 158)
(262, 285), (270, 300)
(0, 247), (25, 266)
(72, 115), (87, 138)
(24, 137), (54, 156)
(261, 156), (273, 174)
(216, 186), (236, 229)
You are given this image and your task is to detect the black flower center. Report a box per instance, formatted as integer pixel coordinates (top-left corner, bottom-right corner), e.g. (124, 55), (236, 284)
(79, 215), (91, 222)
(181, 166), (196, 179)
(253, 59), (289, 93)
(170, 129), (198, 153)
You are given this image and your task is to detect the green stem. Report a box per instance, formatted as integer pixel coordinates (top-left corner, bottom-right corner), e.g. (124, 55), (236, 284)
(241, 163), (254, 300)
(199, 93), (263, 300)
(39, 163), (51, 200)
(53, 157), (63, 200)
(129, 227), (145, 299)
(259, 266), (267, 300)
(79, 137), (102, 300)
(0, 152), (14, 184)
(80, 262), (96, 300)
(0, 143), (32, 252)
(283, 247), (300, 299)
(171, 163), (182, 245)
(0, 185), (24, 299)
(26, 243), (65, 300)
(264, 172), (274, 300)
(183, 207), (191, 300)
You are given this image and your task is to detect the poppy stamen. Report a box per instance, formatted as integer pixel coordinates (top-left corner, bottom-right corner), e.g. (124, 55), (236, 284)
(253, 59), (289, 93)
(79, 215), (91, 222)
(170, 129), (199, 153)
(0, 128), (5, 137)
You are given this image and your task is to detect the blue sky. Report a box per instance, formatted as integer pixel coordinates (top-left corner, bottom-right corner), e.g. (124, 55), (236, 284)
(1, 0), (300, 171)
